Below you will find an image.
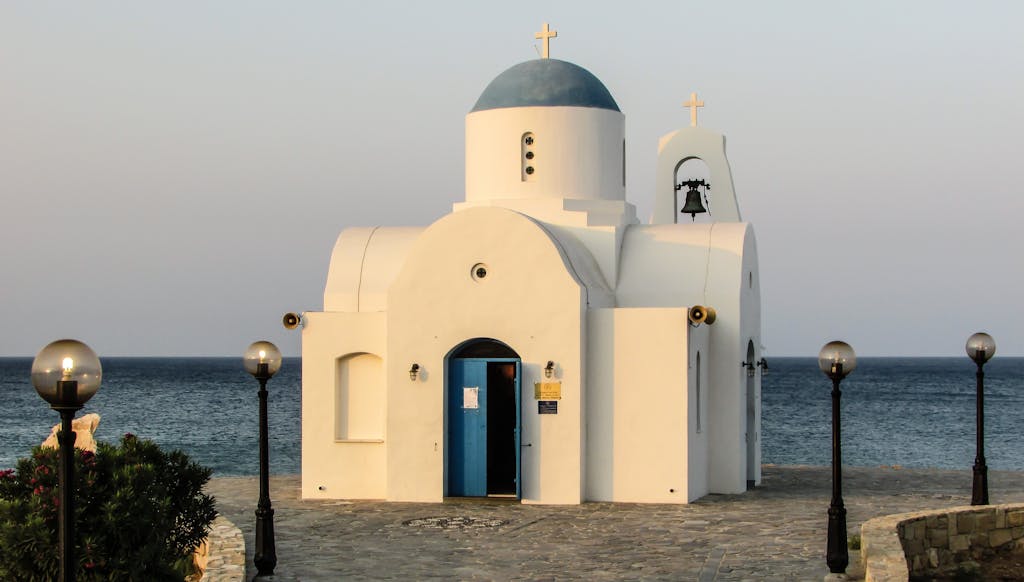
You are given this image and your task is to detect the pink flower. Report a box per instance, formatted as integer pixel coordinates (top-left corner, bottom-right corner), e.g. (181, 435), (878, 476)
(0, 469), (14, 479)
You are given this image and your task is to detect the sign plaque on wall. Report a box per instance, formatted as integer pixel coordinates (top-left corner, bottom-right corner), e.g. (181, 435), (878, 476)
(538, 401), (558, 414)
(463, 387), (479, 409)
(534, 382), (562, 400)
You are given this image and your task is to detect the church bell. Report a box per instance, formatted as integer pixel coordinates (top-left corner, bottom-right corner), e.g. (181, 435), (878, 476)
(677, 179), (709, 220)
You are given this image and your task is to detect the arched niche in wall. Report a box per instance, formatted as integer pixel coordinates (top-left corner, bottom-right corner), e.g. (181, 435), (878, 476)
(335, 352), (385, 441)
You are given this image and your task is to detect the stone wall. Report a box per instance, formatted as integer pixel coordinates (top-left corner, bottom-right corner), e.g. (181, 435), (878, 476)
(861, 503), (1024, 581)
(196, 515), (245, 582)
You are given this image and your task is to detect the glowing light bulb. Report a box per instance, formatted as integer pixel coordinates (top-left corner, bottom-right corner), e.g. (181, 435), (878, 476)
(61, 357), (74, 379)
(258, 350), (267, 363)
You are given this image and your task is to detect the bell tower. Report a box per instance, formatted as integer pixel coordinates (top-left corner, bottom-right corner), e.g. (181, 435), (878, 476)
(653, 94), (742, 224)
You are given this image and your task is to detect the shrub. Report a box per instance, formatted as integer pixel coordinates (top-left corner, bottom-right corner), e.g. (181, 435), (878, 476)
(0, 433), (217, 581)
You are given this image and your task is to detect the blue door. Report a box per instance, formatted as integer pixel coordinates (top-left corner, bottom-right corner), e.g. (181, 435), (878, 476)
(448, 359), (488, 496)
(448, 358), (521, 498)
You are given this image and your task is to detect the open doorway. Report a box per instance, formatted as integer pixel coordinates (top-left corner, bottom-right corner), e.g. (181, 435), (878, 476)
(447, 339), (522, 498)
(486, 362), (517, 495)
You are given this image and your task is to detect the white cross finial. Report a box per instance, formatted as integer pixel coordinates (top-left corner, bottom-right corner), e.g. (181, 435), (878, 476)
(682, 92), (705, 127)
(535, 22), (558, 59)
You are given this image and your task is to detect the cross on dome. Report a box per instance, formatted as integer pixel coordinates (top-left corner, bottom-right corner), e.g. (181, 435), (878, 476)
(682, 92), (705, 127)
(535, 22), (558, 59)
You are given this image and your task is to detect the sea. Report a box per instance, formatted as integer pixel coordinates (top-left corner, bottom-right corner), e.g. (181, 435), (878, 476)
(1, 357), (1022, 475)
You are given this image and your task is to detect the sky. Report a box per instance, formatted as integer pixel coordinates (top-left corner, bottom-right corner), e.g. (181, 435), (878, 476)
(2, 1), (1023, 357)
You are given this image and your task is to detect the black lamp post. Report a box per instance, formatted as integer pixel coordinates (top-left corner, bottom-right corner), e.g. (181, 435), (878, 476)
(30, 339), (102, 582)
(965, 332), (995, 506)
(818, 340), (856, 576)
(244, 341), (282, 577)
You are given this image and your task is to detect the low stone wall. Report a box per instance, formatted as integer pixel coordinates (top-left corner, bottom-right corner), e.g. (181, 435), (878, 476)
(197, 515), (246, 582)
(861, 503), (1024, 581)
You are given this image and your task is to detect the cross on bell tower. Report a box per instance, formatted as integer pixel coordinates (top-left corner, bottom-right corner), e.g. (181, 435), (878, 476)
(682, 92), (705, 127)
(535, 22), (558, 59)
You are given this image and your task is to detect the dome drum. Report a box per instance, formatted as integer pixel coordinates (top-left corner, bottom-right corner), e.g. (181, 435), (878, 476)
(466, 59), (625, 204)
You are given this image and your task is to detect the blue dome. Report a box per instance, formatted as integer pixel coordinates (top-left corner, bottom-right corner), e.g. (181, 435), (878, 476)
(471, 59), (620, 113)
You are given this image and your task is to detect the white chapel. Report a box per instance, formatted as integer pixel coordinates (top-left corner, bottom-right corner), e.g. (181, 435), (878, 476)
(296, 26), (763, 505)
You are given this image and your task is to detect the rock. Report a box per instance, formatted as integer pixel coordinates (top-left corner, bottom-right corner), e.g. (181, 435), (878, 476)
(41, 413), (101, 452)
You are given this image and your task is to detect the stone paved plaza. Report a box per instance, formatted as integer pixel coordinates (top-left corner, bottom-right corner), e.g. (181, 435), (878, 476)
(205, 466), (1024, 581)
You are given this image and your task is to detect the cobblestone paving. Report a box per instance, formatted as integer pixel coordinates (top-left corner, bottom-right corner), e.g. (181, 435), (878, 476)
(205, 466), (1024, 581)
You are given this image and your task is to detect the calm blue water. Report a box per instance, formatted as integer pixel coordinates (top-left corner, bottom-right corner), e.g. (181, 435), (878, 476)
(763, 357), (1024, 470)
(0, 358), (301, 476)
(1, 357), (1021, 475)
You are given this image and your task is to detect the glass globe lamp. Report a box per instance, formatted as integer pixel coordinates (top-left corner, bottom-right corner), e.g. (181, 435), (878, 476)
(965, 332), (996, 364)
(244, 341), (282, 378)
(818, 341), (857, 379)
(31, 339), (102, 408)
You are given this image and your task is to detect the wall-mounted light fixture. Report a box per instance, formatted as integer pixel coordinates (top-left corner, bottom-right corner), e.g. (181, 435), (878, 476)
(544, 361), (555, 378)
(758, 357), (769, 375)
(741, 360), (756, 378)
(409, 363), (420, 381)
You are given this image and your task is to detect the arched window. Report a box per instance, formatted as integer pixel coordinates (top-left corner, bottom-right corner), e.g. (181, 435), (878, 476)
(335, 353), (384, 440)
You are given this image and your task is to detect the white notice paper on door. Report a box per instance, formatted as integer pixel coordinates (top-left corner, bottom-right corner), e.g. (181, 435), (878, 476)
(463, 387), (479, 409)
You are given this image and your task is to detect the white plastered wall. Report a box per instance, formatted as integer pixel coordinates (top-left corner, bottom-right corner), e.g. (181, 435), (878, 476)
(323, 227), (424, 312)
(740, 229), (763, 486)
(688, 329), (711, 499)
(615, 222), (760, 494)
(386, 206), (589, 504)
(586, 308), (709, 503)
(653, 127), (741, 224)
(466, 106), (625, 203)
(301, 311), (388, 499)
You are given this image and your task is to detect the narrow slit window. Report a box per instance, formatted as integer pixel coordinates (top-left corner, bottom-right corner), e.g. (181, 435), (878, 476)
(622, 139), (626, 186)
(695, 352), (702, 433)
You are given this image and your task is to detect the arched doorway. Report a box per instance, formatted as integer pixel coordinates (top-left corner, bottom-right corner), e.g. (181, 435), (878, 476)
(446, 339), (522, 498)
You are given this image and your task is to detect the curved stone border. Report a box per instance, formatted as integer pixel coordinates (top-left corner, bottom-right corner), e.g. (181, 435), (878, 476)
(198, 515), (246, 582)
(861, 503), (1024, 581)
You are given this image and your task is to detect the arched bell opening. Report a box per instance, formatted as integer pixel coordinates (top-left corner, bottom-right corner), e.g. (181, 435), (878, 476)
(445, 338), (523, 499)
(673, 157), (713, 224)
